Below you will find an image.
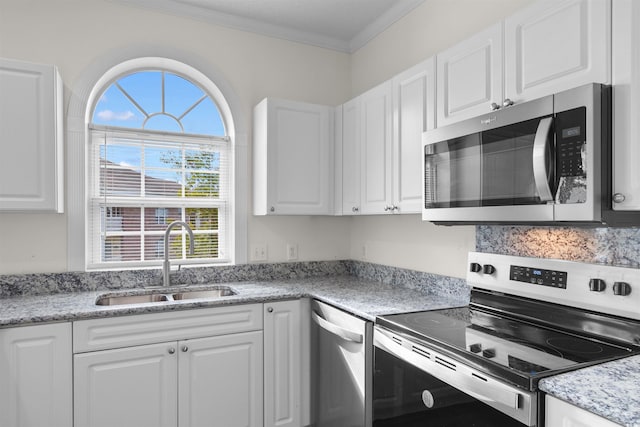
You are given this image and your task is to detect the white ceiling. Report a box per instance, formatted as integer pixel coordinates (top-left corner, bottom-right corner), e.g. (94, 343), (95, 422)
(111, 0), (425, 53)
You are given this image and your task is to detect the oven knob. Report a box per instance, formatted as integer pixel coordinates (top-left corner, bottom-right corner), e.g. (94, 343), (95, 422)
(482, 348), (496, 358)
(469, 343), (482, 353)
(589, 278), (606, 292)
(483, 264), (496, 275)
(613, 282), (632, 296)
(470, 262), (482, 273)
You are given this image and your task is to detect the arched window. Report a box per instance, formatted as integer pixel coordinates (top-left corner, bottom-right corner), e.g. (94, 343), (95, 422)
(87, 68), (232, 269)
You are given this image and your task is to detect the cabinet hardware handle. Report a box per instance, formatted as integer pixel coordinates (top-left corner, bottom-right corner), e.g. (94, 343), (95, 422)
(270, 206), (275, 212)
(490, 102), (501, 111)
(384, 205), (391, 211)
(182, 346), (188, 352)
(267, 307), (274, 313)
(502, 98), (514, 107)
(613, 193), (626, 203)
(168, 348), (176, 354)
(352, 206), (359, 213)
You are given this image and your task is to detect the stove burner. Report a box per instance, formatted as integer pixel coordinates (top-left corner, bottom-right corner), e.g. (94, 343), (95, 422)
(546, 337), (604, 355)
(509, 338), (564, 357)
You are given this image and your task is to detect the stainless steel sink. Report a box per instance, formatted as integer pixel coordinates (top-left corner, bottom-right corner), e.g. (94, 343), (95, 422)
(95, 293), (170, 306)
(95, 286), (236, 306)
(172, 287), (236, 300)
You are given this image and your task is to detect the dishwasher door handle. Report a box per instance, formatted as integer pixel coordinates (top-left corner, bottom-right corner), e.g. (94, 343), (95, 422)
(312, 311), (363, 343)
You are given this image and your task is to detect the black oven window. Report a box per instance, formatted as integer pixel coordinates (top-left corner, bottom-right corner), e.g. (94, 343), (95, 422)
(373, 348), (525, 427)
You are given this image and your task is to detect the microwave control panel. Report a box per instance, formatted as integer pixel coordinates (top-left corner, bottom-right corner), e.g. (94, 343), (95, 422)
(555, 107), (587, 178)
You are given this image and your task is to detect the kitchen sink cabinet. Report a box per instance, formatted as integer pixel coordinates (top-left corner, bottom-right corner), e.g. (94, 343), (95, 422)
(545, 395), (620, 427)
(0, 58), (64, 213)
(253, 98), (335, 215)
(0, 322), (72, 427)
(73, 304), (264, 427)
(263, 299), (311, 427)
(437, 0), (610, 127)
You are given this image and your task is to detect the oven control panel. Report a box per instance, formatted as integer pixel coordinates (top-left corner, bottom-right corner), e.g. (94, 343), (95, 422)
(467, 252), (640, 321)
(509, 265), (567, 288)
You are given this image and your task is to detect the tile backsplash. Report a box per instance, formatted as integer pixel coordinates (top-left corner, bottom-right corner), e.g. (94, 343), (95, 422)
(477, 225), (640, 267)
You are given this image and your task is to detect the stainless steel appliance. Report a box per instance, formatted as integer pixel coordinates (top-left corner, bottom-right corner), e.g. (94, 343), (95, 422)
(312, 299), (373, 427)
(373, 252), (640, 426)
(422, 83), (609, 224)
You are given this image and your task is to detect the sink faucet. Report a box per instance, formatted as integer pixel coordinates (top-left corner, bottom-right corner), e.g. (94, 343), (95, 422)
(163, 221), (195, 287)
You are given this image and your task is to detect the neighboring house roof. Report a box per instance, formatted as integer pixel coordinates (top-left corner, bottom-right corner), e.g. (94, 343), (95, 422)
(100, 160), (182, 196)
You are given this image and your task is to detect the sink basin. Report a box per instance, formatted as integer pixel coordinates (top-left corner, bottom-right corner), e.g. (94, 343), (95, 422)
(96, 293), (170, 306)
(172, 287), (236, 300)
(95, 286), (236, 306)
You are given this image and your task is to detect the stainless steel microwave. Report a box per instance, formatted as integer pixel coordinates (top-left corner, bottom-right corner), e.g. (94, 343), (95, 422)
(422, 83), (609, 224)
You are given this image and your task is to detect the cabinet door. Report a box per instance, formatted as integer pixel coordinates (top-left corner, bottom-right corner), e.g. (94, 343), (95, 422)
(0, 323), (72, 427)
(360, 81), (393, 214)
(179, 331), (263, 427)
(263, 300), (307, 427)
(74, 342), (178, 427)
(437, 23), (503, 126)
(545, 395), (621, 427)
(392, 57), (436, 213)
(505, 0), (610, 104)
(611, 0), (640, 211)
(253, 98), (334, 215)
(341, 97), (361, 215)
(0, 58), (63, 212)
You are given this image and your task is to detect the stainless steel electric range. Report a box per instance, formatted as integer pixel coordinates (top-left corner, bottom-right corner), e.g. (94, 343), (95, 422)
(373, 252), (640, 427)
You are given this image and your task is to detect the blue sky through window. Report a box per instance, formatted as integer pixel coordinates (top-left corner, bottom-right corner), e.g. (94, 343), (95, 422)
(92, 71), (225, 184)
(92, 71), (225, 136)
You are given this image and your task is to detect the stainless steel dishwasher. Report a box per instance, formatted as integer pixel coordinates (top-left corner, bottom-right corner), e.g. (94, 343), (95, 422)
(311, 299), (373, 427)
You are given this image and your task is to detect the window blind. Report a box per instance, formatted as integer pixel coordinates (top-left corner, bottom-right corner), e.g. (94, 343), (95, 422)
(87, 126), (230, 269)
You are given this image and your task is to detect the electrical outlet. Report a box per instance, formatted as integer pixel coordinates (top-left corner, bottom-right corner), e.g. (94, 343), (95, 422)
(250, 244), (267, 261)
(286, 243), (298, 261)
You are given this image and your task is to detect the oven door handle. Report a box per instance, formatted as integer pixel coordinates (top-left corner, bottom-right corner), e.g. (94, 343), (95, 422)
(312, 311), (363, 343)
(532, 116), (554, 202)
(374, 329), (534, 425)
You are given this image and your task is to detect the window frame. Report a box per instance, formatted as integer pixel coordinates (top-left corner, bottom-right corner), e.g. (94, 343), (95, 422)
(66, 56), (248, 271)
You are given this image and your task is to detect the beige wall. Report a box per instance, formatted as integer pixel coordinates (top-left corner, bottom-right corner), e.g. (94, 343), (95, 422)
(0, 0), (351, 274)
(0, 0), (535, 277)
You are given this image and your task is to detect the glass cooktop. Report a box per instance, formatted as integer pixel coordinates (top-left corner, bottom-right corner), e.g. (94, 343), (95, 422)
(376, 306), (635, 390)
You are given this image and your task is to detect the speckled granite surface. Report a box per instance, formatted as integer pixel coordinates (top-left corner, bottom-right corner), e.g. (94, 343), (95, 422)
(0, 260), (471, 326)
(477, 225), (640, 267)
(0, 275), (470, 326)
(539, 355), (640, 427)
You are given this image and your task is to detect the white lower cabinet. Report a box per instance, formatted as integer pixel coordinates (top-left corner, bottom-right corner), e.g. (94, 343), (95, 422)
(0, 322), (72, 427)
(545, 395), (621, 427)
(73, 304), (264, 427)
(263, 299), (311, 427)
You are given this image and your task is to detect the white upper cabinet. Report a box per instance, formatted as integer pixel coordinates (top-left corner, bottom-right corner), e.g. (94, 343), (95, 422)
(341, 97), (362, 215)
(341, 57), (435, 215)
(359, 81), (394, 214)
(0, 58), (63, 212)
(437, 0), (610, 126)
(253, 98), (334, 215)
(437, 24), (504, 127)
(504, 0), (611, 104)
(392, 57), (436, 214)
(610, 0), (640, 212)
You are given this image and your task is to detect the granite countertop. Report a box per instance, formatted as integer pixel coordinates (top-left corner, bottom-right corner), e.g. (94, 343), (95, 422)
(0, 275), (470, 327)
(539, 355), (640, 427)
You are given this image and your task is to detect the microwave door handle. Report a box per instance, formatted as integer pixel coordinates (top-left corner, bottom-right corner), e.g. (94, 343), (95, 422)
(532, 117), (554, 202)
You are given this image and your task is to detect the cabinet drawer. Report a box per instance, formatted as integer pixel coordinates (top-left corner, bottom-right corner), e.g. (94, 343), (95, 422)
(73, 304), (263, 353)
